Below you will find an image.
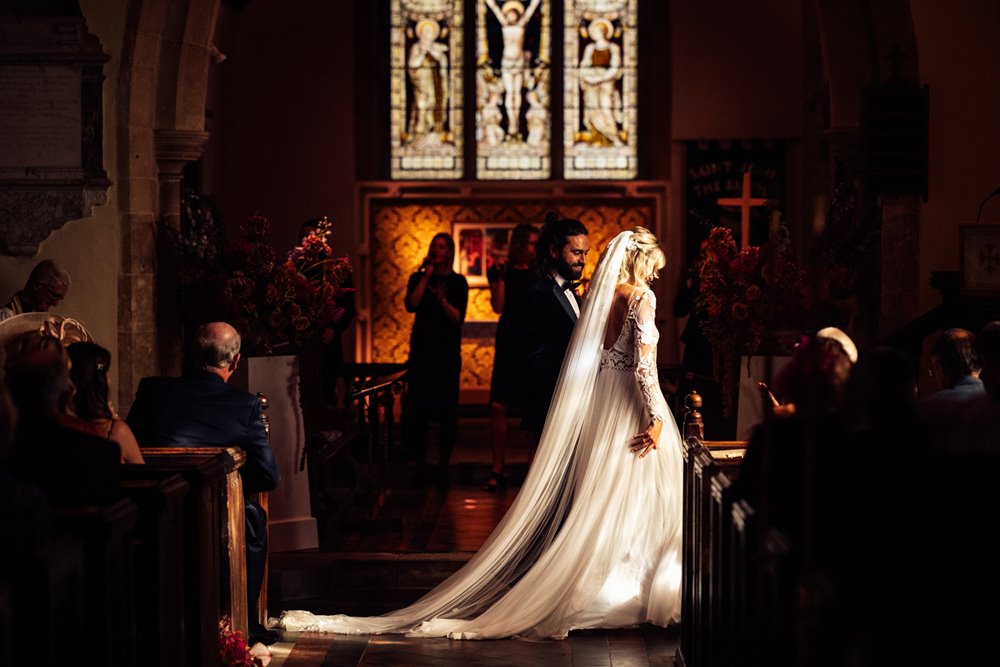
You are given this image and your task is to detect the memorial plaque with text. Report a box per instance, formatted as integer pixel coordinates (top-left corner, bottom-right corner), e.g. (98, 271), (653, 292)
(0, 6), (110, 256)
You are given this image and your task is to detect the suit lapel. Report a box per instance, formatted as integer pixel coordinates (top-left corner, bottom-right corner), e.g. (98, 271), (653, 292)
(551, 281), (578, 323)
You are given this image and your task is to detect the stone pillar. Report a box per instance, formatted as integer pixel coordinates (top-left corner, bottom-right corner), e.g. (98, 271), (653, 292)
(155, 130), (210, 230)
(153, 129), (210, 377)
(879, 195), (921, 333)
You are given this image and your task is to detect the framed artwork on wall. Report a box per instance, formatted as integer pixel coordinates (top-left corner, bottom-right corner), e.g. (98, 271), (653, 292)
(453, 222), (518, 287)
(960, 223), (1000, 296)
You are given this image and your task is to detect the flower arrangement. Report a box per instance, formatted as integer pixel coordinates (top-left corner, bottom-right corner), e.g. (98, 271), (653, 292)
(694, 224), (807, 415)
(219, 617), (264, 667)
(160, 188), (226, 287)
(223, 214), (353, 356)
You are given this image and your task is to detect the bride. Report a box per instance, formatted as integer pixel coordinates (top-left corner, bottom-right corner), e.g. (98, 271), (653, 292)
(273, 227), (683, 639)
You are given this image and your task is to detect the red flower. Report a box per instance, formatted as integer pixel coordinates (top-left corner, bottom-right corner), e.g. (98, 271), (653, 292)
(692, 225), (811, 415)
(219, 616), (263, 667)
(221, 215), (353, 355)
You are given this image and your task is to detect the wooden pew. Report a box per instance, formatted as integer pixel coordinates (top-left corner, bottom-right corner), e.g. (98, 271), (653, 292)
(677, 391), (746, 667)
(51, 498), (140, 667)
(707, 456), (744, 667)
(1, 536), (86, 665)
(0, 580), (9, 666)
(728, 498), (757, 664)
(118, 470), (191, 667)
(139, 447), (248, 666)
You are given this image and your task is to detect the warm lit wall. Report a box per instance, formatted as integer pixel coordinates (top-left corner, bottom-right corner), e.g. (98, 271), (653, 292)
(0, 0), (127, 399)
(367, 201), (658, 399)
(911, 0), (1000, 311)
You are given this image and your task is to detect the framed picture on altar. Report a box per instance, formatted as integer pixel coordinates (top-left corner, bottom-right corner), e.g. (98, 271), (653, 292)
(453, 222), (518, 287)
(960, 223), (1000, 296)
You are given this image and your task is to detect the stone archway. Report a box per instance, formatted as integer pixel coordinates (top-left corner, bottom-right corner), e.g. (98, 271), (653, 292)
(116, 0), (220, 409)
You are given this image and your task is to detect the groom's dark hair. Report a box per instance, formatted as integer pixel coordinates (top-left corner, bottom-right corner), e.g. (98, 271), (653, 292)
(534, 211), (588, 277)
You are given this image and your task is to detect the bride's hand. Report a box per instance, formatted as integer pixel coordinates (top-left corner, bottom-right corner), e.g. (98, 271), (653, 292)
(629, 419), (662, 458)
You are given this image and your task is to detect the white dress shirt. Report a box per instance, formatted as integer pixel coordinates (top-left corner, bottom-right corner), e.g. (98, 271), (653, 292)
(552, 272), (581, 318)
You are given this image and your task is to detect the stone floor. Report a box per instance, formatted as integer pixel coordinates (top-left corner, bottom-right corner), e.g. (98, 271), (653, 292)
(267, 625), (678, 666)
(261, 416), (679, 666)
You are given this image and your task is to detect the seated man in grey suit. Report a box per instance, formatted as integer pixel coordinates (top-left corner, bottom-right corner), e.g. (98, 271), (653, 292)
(126, 321), (280, 645)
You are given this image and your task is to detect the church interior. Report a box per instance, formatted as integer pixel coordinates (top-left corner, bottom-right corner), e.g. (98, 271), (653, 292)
(0, 0), (998, 665)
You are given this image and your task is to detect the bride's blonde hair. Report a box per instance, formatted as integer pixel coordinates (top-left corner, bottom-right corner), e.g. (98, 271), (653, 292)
(618, 226), (665, 285)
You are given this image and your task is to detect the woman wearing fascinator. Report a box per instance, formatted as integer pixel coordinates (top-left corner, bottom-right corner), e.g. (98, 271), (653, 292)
(275, 226), (683, 639)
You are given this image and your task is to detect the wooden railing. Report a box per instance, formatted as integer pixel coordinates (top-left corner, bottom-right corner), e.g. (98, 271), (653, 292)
(303, 364), (408, 543)
(678, 390), (747, 667)
(347, 367), (407, 519)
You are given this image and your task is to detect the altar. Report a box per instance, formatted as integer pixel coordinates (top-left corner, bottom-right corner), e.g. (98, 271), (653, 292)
(234, 355), (319, 553)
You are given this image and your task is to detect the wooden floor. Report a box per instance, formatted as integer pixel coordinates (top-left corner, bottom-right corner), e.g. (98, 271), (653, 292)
(262, 416), (679, 666)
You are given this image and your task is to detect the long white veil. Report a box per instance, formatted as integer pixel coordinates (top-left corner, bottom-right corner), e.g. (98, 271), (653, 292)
(276, 230), (636, 634)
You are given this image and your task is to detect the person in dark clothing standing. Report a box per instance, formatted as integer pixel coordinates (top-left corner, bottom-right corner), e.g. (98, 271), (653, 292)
(405, 232), (469, 488)
(126, 321), (280, 646)
(484, 222), (539, 490)
(520, 212), (590, 445)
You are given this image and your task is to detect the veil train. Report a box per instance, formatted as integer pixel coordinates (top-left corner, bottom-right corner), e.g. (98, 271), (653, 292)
(275, 231), (637, 635)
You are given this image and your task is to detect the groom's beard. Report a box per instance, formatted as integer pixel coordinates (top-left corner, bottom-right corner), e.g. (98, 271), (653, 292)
(555, 257), (584, 281)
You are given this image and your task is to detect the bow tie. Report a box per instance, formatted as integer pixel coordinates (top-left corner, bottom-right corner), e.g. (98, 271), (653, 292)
(563, 280), (580, 293)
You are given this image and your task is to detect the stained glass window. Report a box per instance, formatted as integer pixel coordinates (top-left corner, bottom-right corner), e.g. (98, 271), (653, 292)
(389, 0), (638, 181)
(475, 0), (551, 179)
(390, 0), (464, 179)
(563, 0), (638, 179)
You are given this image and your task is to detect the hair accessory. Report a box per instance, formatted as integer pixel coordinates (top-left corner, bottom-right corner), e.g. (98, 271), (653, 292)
(815, 326), (858, 364)
(626, 236), (639, 252)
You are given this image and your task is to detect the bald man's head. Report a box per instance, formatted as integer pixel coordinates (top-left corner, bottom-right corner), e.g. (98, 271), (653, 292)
(195, 322), (242, 370)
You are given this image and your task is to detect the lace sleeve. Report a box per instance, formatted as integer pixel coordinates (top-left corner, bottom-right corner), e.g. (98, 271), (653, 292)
(633, 291), (666, 423)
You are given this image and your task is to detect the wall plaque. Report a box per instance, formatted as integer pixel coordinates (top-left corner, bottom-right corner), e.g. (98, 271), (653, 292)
(0, 2), (111, 256)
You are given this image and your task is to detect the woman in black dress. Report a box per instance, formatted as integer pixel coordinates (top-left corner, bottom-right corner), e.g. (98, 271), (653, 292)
(405, 233), (469, 487)
(484, 223), (539, 490)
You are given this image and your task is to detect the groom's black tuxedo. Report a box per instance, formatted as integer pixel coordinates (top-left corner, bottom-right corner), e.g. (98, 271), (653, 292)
(520, 274), (581, 439)
(126, 370), (280, 636)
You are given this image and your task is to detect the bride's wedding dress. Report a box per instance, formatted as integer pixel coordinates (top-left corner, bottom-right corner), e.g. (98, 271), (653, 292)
(273, 231), (683, 639)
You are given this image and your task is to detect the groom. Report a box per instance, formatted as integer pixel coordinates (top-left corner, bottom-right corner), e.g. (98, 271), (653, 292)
(520, 214), (590, 443)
